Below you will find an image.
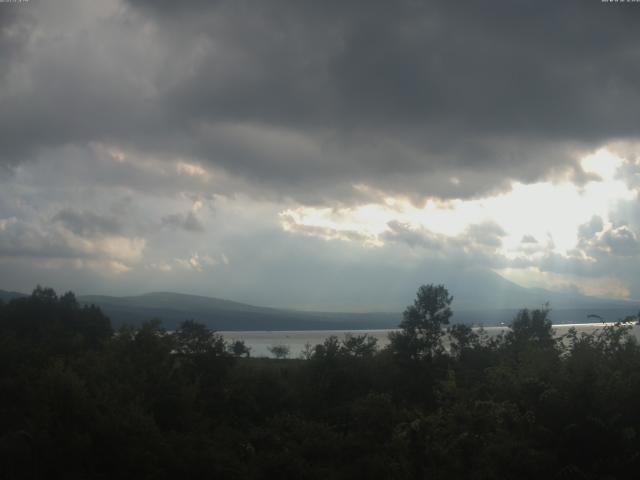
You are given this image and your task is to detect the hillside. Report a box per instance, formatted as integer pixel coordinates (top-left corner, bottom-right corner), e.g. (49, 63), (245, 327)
(77, 292), (402, 330)
(77, 290), (640, 331)
(2, 284), (639, 331)
(0, 290), (27, 303)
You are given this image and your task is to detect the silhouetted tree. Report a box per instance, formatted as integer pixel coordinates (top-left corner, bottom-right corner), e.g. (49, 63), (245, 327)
(448, 323), (478, 357)
(174, 319), (227, 356)
(4, 284), (640, 479)
(313, 335), (341, 360)
(389, 284), (453, 360)
(268, 344), (290, 359)
(341, 333), (378, 357)
(229, 339), (251, 358)
(506, 305), (555, 349)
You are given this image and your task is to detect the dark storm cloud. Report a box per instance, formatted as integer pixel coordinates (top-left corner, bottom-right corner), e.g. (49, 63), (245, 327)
(2, 0), (640, 203)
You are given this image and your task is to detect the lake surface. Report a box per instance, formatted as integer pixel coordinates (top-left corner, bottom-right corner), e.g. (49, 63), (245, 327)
(220, 323), (640, 358)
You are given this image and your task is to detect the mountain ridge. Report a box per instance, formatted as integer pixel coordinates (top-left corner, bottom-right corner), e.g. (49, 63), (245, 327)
(2, 282), (639, 330)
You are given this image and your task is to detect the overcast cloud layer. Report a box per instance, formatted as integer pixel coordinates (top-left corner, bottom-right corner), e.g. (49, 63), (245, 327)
(1, 0), (640, 310)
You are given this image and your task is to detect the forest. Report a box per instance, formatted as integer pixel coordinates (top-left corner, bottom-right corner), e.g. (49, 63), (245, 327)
(1, 285), (640, 479)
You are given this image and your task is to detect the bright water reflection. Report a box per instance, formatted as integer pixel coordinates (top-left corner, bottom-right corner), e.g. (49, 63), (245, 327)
(220, 323), (640, 358)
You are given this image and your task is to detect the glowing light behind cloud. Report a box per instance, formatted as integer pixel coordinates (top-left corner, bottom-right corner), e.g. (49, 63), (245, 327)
(281, 149), (635, 259)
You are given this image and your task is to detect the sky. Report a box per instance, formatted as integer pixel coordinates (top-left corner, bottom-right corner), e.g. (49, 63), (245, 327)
(1, 0), (640, 311)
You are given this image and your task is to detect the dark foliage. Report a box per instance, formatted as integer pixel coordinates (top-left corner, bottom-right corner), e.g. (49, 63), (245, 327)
(1, 285), (640, 479)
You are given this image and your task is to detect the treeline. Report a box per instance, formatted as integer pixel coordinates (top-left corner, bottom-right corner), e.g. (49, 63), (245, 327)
(1, 285), (640, 479)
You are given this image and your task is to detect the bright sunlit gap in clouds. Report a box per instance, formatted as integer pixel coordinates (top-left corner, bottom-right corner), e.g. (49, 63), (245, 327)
(280, 148), (636, 297)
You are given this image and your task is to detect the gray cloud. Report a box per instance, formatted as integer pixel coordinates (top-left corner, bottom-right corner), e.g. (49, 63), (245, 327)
(571, 216), (640, 263)
(382, 220), (507, 260)
(600, 226), (640, 258)
(465, 222), (506, 249)
(281, 214), (373, 244)
(505, 215), (640, 298)
(161, 211), (205, 233)
(4, 0), (640, 307)
(2, 0), (640, 204)
(0, 4), (33, 80)
(383, 221), (447, 250)
(578, 216), (605, 242)
(0, 218), (78, 259)
(53, 209), (123, 237)
(0, 213), (144, 267)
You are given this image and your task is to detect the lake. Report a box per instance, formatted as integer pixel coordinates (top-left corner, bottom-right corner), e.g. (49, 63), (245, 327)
(220, 323), (640, 358)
